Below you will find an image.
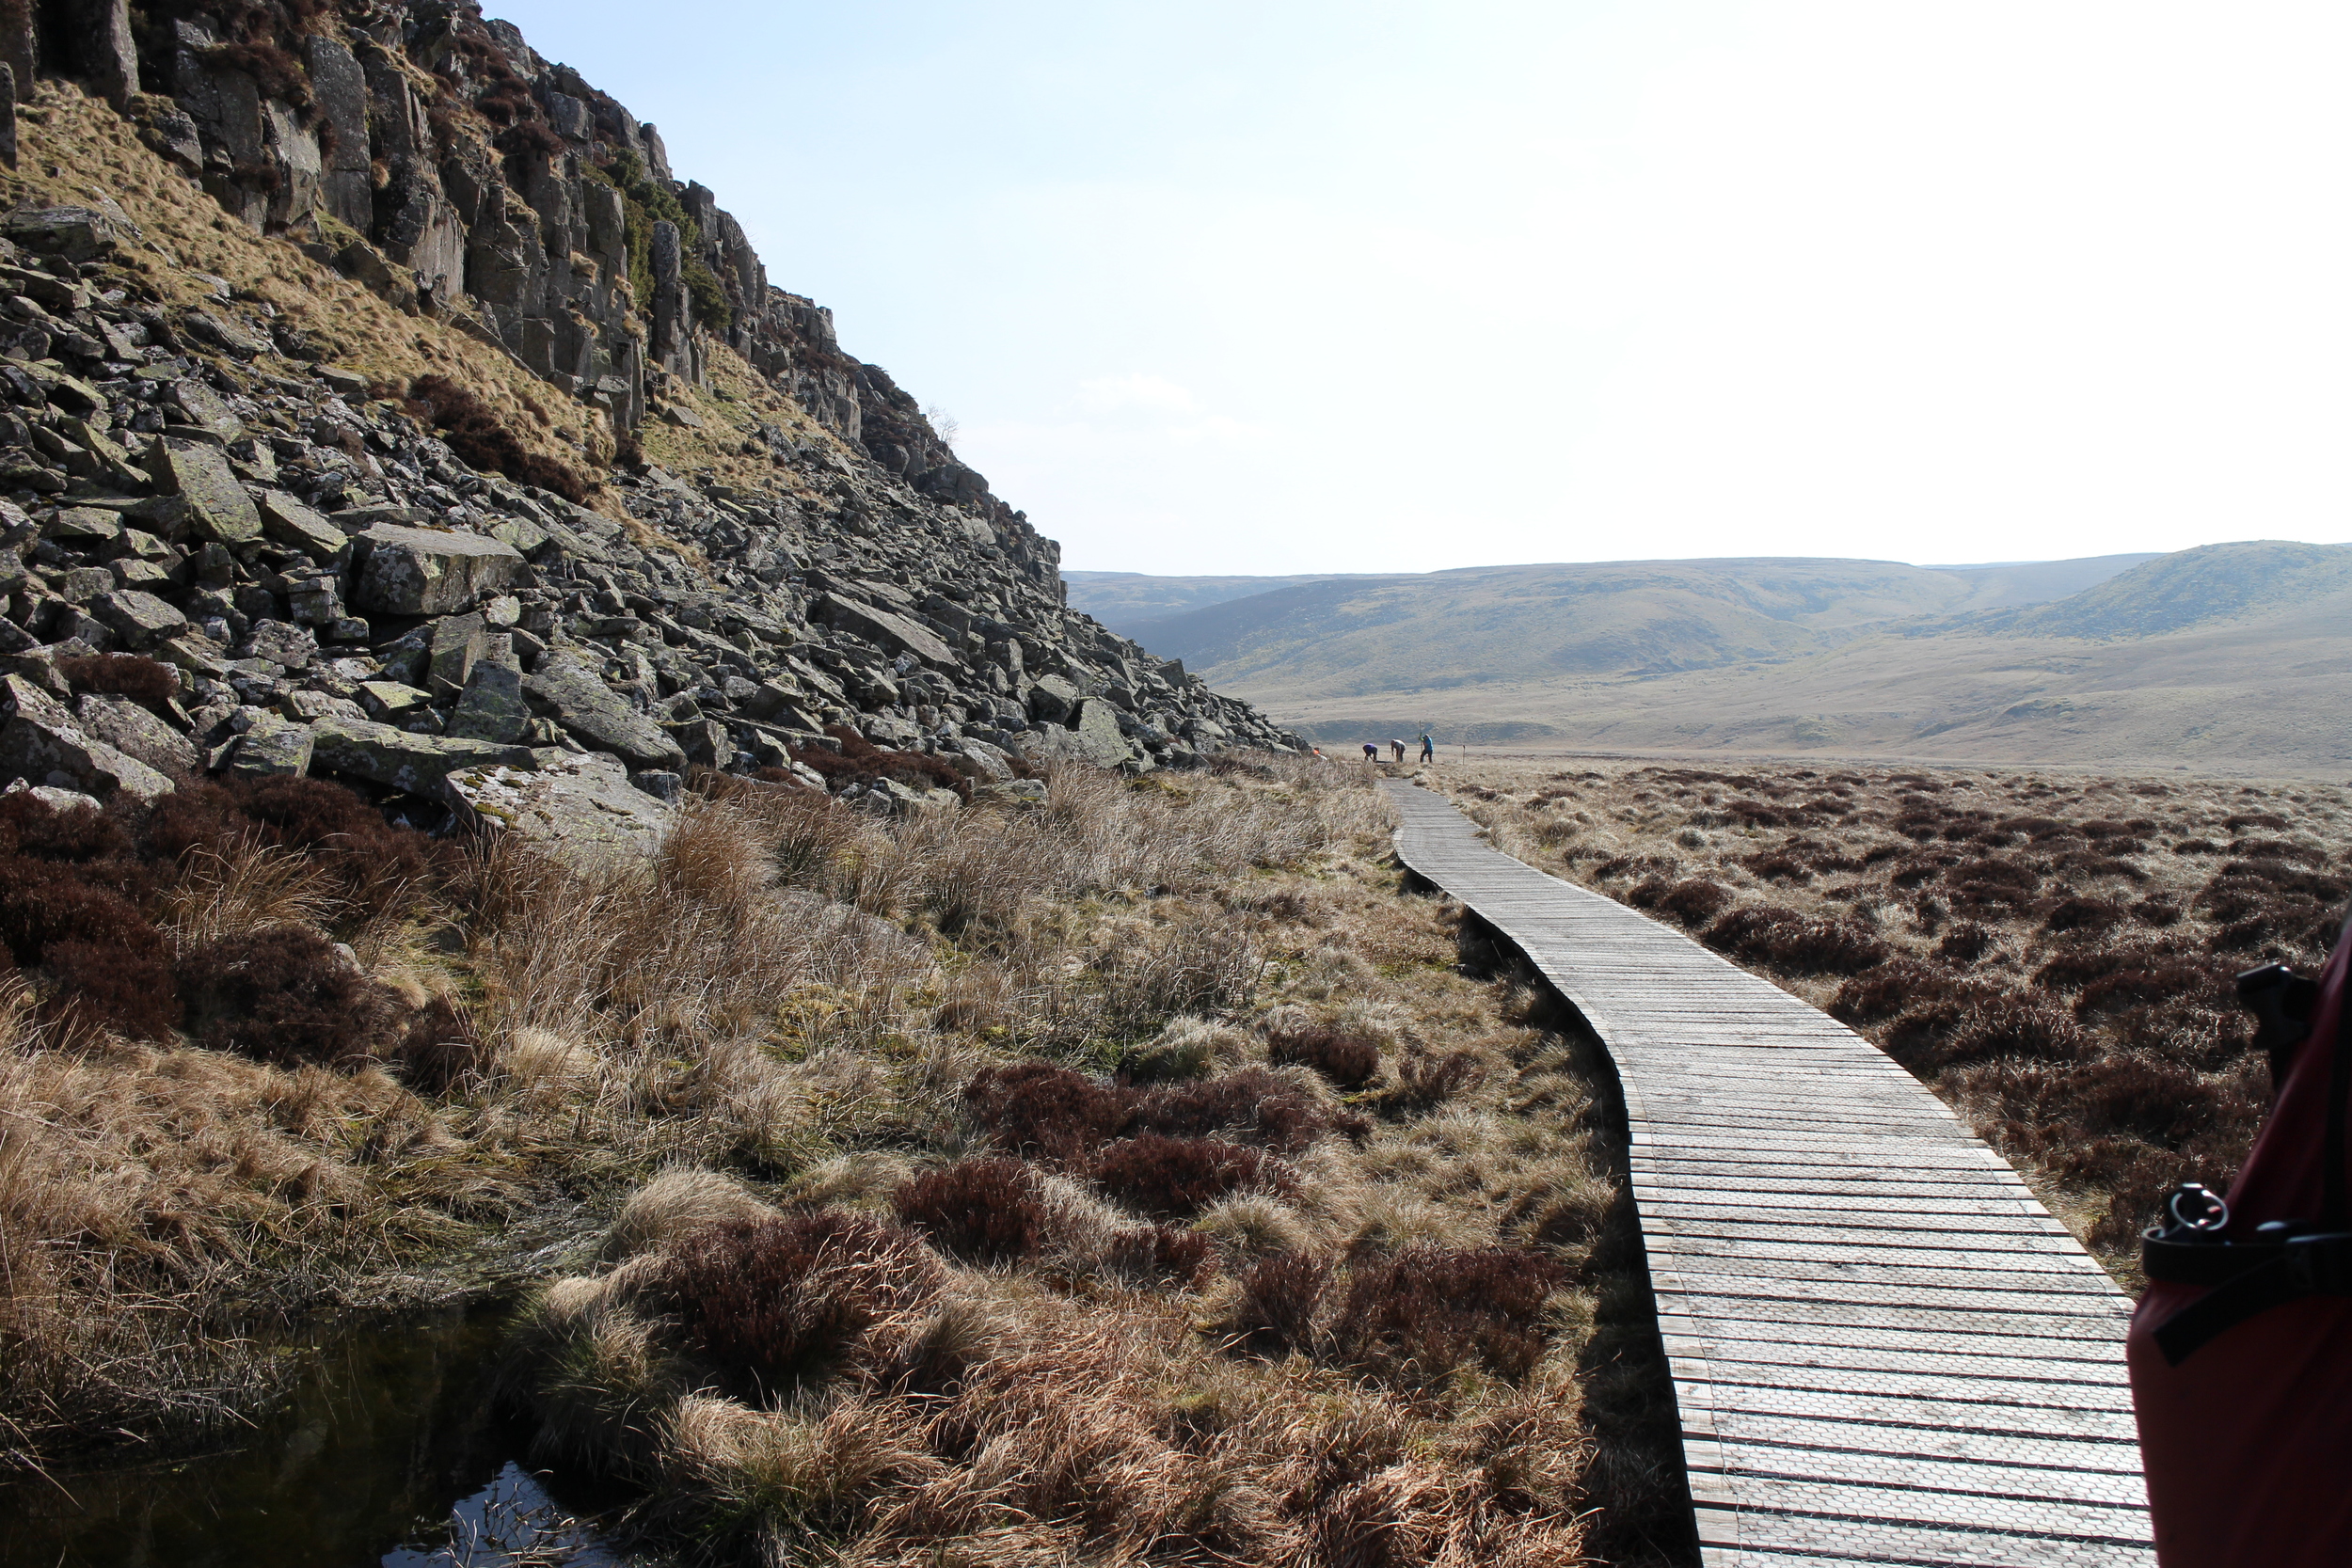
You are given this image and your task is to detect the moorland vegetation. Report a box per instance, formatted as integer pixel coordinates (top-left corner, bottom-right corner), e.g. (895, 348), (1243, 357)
(2, 756), (1698, 1567)
(1435, 758), (2352, 1278)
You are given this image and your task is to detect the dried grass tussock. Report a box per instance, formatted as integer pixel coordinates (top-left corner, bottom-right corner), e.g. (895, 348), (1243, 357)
(1430, 757), (2352, 1283)
(3, 754), (1688, 1565)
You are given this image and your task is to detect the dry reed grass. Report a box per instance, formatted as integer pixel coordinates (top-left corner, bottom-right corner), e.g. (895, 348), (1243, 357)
(488, 756), (1689, 1566)
(3, 753), (1685, 1561)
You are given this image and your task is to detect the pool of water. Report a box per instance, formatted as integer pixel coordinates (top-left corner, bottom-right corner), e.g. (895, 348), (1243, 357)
(1, 1301), (636, 1568)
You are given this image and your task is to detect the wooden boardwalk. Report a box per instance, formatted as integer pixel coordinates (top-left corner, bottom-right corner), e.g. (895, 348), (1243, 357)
(1381, 781), (2153, 1567)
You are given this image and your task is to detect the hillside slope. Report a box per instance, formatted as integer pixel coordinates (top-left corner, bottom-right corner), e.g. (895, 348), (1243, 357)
(0, 3), (1295, 845)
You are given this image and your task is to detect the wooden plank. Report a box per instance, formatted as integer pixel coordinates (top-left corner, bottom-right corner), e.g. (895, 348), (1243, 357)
(1378, 781), (2153, 1561)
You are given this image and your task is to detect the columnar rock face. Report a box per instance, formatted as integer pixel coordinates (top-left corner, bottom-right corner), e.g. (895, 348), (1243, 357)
(111, 0), (940, 468)
(0, 4), (1300, 844)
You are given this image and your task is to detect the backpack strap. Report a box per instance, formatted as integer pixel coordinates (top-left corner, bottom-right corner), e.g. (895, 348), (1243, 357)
(2145, 1232), (2352, 1364)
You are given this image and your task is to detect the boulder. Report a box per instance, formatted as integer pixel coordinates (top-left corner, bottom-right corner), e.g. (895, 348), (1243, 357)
(1026, 673), (1080, 724)
(75, 692), (198, 775)
(24, 785), (101, 813)
(225, 716), (313, 778)
(88, 589), (186, 650)
(1072, 697), (1139, 768)
(0, 674), (172, 800)
(353, 523), (530, 616)
(255, 490), (347, 560)
(357, 679), (432, 724)
(426, 611), (485, 699)
(3, 205), (126, 262)
(442, 751), (671, 871)
(309, 717), (539, 794)
(445, 661), (530, 743)
(241, 619), (317, 672)
(168, 381), (243, 441)
(814, 591), (959, 670)
(143, 438), (262, 545)
(522, 654), (686, 769)
(1019, 722), (1128, 771)
(937, 737), (1015, 783)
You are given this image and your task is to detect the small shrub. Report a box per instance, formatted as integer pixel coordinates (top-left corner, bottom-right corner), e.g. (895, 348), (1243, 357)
(1703, 906), (1889, 975)
(58, 654), (179, 707)
(2045, 896), (2128, 935)
(1089, 1133), (1273, 1218)
(1941, 997), (2092, 1070)
(41, 936), (178, 1040)
(146, 776), (433, 919)
(655, 1210), (944, 1398)
(2229, 838), (2325, 866)
(0, 793), (137, 865)
(1935, 922), (1997, 962)
(494, 120), (565, 159)
(789, 725), (970, 800)
(395, 994), (484, 1094)
(1268, 1024), (1380, 1089)
(1829, 959), (1957, 1026)
(201, 42), (311, 109)
(1104, 1223), (1214, 1287)
(1232, 1251), (1331, 1354)
(2070, 963), (2220, 1016)
(178, 925), (396, 1068)
(1131, 1066), (1354, 1152)
(405, 374), (590, 503)
(0, 854), (154, 961)
(1657, 878), (1732, 927)
(892, 1158), (1042, 1263)
(1330, 1247), (1566, 1385)
(963, 1062), (1130, 1161)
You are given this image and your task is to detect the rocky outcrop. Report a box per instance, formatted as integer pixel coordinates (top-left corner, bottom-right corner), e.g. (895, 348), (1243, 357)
(0, 5), (1300, 856)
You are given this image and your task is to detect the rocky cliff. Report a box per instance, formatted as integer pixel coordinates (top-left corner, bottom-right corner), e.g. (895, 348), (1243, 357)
(0, 4), (1295, 844)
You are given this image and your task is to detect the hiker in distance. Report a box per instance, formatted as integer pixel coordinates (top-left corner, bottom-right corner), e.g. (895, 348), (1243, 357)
(1390, 739), (1407, 763)
(1362, 743), (1380, 762)
(1420, 732), (1436, 763)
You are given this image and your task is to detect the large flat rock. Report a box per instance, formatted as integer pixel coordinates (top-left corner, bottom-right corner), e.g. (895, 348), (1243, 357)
(442, 751), (670, 869)
(814, 591), (959, 670)
(143, 437), (262, 546)
(309, 716), (540, 794)
(353, 523), (531, 616)
(522, 653), (686, 769)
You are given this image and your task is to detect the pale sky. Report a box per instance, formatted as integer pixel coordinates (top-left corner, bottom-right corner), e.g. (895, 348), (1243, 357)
(489, 1), (2352, 575)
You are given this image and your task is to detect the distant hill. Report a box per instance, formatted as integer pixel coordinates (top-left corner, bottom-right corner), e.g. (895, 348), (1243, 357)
(1120, 553), (2157, 691)
(1063, 571), (1364, 633)
(1106, 543), (2352, 770)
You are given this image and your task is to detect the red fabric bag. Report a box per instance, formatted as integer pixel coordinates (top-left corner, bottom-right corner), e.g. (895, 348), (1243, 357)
(2129, 927), (2352, 1566)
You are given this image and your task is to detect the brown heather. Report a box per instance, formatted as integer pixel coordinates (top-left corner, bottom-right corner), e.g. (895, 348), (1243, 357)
(1433, 757), (2352, 1280)
(0, 756), (1693, 1566)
